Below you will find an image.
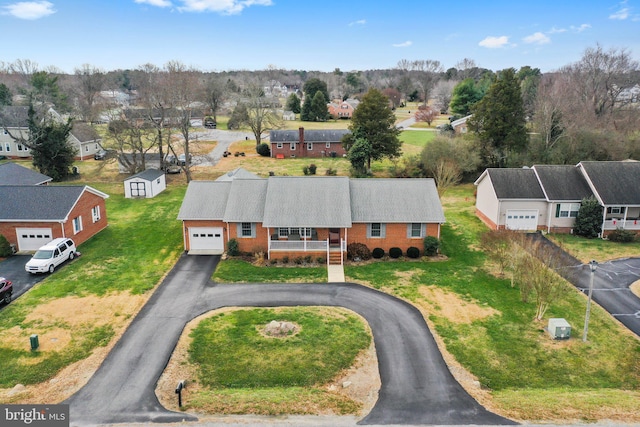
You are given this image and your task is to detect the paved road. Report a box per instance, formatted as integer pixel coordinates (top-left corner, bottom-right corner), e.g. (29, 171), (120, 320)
(528, 234), (640, 337)
(66, 255), (514, 426)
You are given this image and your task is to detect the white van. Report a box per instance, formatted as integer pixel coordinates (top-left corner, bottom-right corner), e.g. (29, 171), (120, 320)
(25, 238), (77, 274)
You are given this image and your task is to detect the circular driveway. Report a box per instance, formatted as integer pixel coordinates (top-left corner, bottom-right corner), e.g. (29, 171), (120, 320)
(66, 255), (515, 426)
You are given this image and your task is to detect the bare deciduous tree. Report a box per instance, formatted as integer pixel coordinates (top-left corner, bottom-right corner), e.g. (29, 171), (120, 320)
(411, 59), (443, 106)
(74, 64), (106, 123)
(242, 83), (283, 145)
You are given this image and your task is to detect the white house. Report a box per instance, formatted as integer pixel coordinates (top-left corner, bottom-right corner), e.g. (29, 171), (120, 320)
(124, 169), (166, 199)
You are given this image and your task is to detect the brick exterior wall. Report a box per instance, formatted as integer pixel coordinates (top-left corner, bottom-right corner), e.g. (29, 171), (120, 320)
(0, 190), (108, 249)
(348, 223), (439, 253)
(270, 141), (346, 159)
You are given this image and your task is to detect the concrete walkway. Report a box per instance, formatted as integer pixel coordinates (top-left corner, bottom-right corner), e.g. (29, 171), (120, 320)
(327, 264), (345, 282)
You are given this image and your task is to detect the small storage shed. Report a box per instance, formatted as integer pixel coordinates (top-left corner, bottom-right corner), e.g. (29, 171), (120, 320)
(124, 169), (166, 199)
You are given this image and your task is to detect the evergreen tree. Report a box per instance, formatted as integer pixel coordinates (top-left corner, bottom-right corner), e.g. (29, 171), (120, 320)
(300, 95), (312, 121)
(0, 83), (12, 106)
(285, 93), (301, 114)
(25, 104), (75, 181)
(449, 78), (482, 116)
(302, 78), (329, 102)
(347, 137), (372, 176)
(310, 91), (328, 121)
(574, 196), (603, 238)
(468, 68), (528, 167)
(343, 88), (401, 172)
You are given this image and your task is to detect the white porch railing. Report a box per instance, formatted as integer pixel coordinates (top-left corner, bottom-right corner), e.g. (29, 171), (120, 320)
(603, 219), (640, 230)
(269, 239), (328, 252)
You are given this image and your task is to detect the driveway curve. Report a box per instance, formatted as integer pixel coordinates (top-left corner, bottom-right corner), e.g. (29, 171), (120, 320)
(66, 255), (514, 426)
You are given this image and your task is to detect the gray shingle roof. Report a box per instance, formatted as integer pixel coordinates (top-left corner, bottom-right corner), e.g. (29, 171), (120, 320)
(0, 185), (106, 221)
(125, 168), (164, 182)
(487, 168), (545, 199)
(0, 163), (52, 185)
(263, 176), (352, 228)
(223, 179), (268, 222)
(533, 165), (593, 201)
(70, 122), (100, 142)
(215, 167), (260, 182)
(178, 175), (446, 227)
(580, 161), (640, 205)
(270, 129), (350, 143)
(177, 181), (231, 220)
(350, 178), (445, 223)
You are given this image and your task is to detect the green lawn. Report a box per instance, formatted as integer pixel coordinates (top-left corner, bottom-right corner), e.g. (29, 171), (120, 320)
(548, 232), (640, 263)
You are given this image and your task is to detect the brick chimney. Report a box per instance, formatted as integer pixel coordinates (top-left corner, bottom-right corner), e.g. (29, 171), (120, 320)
(299, 127), (304, 144)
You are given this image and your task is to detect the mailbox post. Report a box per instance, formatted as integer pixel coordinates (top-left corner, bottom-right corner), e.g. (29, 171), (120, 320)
(175, 380), (185, 407)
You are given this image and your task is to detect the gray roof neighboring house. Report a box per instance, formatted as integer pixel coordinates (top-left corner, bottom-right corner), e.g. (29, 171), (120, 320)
(350, 179), (445, 223)
(0, 185), (109, 221)
(532, 165), (593, 201)
(579, 160), (640, 205)
(70, 122), (101, 142)
(270, 129), (350, 143)
(482, 168), (546, 200)
(0, 162), (52, 185)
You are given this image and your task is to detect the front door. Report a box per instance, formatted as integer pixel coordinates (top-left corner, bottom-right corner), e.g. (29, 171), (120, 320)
(329, 228), (340, 246)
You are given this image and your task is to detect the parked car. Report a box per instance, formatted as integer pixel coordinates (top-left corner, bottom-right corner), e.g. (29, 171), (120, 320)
(178, 153), (192, 165)
(204, 117), (217, 129)
(25, 238), (77, 274)
(0, 277), (12, 305)
(94, 149), (108, 160)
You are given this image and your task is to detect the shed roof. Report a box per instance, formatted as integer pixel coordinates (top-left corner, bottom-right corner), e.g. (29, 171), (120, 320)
(125, 168), (164, 182)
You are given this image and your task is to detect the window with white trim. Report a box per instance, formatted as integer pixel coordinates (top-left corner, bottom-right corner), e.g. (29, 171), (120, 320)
(17, 143), (25, 151)
(556, 203), (580, 218)
(368, 223), (385, 238)
(607, 206), (625, 215)
(409, 223), (423, 238)
(85, 145), (89, 152)
(277, 142), (283, 149)
(307, 142), (313, 150)
(239, 222), (255, 238)
(92, 205), (101, 223)
(326, 142), (331, 148)
(73, 216), (83, 234)
(290, 142), (295, 150)
(5, 143), (10, 152)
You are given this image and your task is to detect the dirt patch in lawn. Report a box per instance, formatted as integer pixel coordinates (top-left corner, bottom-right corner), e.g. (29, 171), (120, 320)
(0, 292), (147, 404)
(419, 285), (500, 324)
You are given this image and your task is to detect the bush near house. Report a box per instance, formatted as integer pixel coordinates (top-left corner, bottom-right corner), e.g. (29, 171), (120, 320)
(607, 228), (636, 243)
(346, 242), (371, 260)
(372, 248), (385, 259)
(406, 246), (420, 258)
(423, 236), (440, 256)
(389, 247), (402, 258)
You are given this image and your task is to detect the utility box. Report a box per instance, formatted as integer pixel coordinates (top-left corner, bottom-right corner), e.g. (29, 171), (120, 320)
(30, 334), (39, 350)
(548, 318), (571, 339)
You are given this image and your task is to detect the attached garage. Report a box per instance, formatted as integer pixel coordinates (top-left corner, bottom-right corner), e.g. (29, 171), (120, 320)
(16, 227), (53, 251)
(188, 227), (224, 254)
(506, 210), (539, 231)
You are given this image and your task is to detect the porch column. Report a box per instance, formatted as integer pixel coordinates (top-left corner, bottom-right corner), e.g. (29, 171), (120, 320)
(601, 206), (607, 238)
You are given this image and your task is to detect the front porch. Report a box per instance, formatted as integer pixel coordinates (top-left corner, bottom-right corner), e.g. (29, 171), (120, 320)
(602, 206), (640, 232)
(267, 227), (347, 265)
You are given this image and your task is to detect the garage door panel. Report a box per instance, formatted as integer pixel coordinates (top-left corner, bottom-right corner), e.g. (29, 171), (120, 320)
(189, 227), (224, 254)
(16, 228), (53, 251)
(506, 210), (538, 231)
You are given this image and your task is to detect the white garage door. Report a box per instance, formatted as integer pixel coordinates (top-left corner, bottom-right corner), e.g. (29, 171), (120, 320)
(189, 227), (224, 254)
(506, 210), (539, 231)
(16, 227), (53, 251)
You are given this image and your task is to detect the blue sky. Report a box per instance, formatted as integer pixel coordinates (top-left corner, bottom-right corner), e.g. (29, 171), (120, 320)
(1, 0), (638, 74)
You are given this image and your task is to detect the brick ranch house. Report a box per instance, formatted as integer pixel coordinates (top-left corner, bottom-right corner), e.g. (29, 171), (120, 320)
(474, 161), (640, 237)
(327, 98), (360, 119)
(177, 176), (445, 262)
(0, 185), (109, 251)
(269, 128), (350, 159)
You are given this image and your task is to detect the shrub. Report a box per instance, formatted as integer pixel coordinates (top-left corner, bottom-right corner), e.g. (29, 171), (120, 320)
(227, 238), (240, 256)
(316, 256), (325, 264)
(325, 168), (337, 176)
(309, 164), (317, 175)
(302, 166), (310, 175)
(281, 256), (289, 264)
(574, 196), (603, 238)
(256, 143), (270, 157)
(293, 256), (304, 265)
(372, 248), (385, 259)
(423, 236), (440, 256)
(389, 247), (403, 258)
(0, 234), (13, 257)
(406, 246), (420, 258)
(608, 228), (636, 243)
(304, 255), (313, 264)
(347, 242), (371, 260)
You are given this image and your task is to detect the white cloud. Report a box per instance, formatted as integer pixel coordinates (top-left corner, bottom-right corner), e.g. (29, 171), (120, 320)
(523, 32), (550, 45)
(2, 1), (55, 20)
(610, 7), (629, 19)
(348, 19), (366, 26)
(570, 23), (591, 32)
(548, 26), (567, 34)
(478, 36), (510, 48)
(135, 0), (172, 6)
(177, 0), (273, 14)
(392, 41), (412, 48)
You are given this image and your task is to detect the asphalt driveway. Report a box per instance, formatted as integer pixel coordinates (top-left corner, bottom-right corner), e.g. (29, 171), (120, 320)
(66, 254), (514, 426)
(0, 254), (47, 308)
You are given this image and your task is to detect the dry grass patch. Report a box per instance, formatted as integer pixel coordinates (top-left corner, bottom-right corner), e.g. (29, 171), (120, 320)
(419, 285), (500, 324)
(631, 280), (640, 298)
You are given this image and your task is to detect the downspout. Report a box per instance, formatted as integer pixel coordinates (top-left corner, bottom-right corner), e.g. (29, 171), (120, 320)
(182, 222), (187, 251)
(60, 222), (66, 238)
(546, 202), (553, 234)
